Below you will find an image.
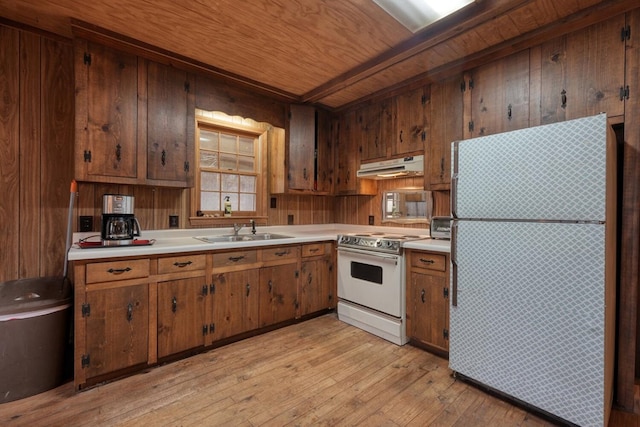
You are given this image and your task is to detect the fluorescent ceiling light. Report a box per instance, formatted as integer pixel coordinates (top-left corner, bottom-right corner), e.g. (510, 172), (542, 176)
(373, 0), (476, 33)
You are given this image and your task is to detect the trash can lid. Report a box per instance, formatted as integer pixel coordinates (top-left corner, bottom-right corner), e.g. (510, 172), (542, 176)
(0, 277), (72, 316)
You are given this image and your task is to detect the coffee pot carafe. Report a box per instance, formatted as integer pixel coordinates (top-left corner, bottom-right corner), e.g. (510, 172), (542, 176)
(101, 194), (141, 246)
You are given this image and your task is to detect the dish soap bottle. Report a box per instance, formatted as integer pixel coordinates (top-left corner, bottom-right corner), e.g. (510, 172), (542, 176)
(224, 196), (232, 217)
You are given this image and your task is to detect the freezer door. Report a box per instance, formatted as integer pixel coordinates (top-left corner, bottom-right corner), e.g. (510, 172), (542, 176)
(449, 220), (606, 427)
(452, 113), (608, 221)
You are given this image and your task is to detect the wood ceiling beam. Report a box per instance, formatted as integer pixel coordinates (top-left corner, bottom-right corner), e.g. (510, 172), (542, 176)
(301, 0), (534, 104)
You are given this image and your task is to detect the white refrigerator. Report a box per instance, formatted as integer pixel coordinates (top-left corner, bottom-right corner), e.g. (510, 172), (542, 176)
(449, 113), (616, 427)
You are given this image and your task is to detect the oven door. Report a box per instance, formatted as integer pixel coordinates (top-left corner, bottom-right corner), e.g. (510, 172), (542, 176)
(337, 247), (403, 318)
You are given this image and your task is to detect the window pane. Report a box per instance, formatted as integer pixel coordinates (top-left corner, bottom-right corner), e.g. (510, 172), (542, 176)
(240, 193), (256, 211)
(201, 171), (220, 191)
(201, 191), (220, 211)
(199, 130), (218, 151)
(220, 133), (236, 153)
(200, 151), (218, 168)
(238, 136), (254, 155)
(221, 173), (239, 192)
(238, 155), (254, 172)
(240, 175), (256, 193)
(219, 153), (236, 170)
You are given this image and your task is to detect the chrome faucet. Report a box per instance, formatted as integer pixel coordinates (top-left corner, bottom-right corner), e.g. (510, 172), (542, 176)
(232, 223), (243, 236)
(250, 219), (256, 235)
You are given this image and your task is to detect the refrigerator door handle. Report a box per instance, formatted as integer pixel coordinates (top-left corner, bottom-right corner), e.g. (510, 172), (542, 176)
(451, 220), (458, 307)
(451, 141), (459, 218)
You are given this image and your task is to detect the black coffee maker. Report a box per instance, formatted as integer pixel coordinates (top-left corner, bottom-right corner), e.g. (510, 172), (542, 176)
(101, 194), (141, 246)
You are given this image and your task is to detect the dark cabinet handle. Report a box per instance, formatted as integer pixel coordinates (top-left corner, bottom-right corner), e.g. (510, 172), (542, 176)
(127, 303), (133, 322)
(246, 283), (250, 297)
(161, 149), (166, 166)
(399, 130), (403, 143)
(421, 289), (426, 303)
(228, 256), (245, 262)
(172, 297), (177, 313)
(419, 258), (435, 264)
(274, 250), (289, 257)
(561, 89), (567, 108)
(115, 144), (122, 162)
(507, 104), (512, 120)
(173, 261), (193, 268)
(268, 280), (273, 293)
(107, 267), (132, 274)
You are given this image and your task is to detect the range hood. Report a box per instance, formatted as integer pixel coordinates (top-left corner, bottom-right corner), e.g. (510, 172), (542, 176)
(357, 155), (424, 179)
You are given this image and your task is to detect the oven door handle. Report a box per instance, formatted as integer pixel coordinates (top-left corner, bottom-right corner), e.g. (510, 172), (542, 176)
(337, 247), (399, 265)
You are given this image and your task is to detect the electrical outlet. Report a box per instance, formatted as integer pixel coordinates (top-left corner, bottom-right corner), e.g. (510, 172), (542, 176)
(287, 214), (294, 225)
(368, 215), (375, 225)
(79, 216), (93, 232)
(270, 197), (277, 209)
(169, 215), (179, 228)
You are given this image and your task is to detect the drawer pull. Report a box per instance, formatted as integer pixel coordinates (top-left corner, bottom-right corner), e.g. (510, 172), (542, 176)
(107, 267), (132, 274)
(309, 248), (319, 253)
(173, 261), (193, 268)
(274, 251), (289, 257)
(419, 258), (435, 264)
(228, 256), (245, 262)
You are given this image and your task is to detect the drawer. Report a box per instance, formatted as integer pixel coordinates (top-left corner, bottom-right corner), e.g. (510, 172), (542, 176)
(86, 259), (150, 283)
(212, 250), (258, 267)
(158, 254), (206, 274)
(262, 245), (300, 262)
(410, 252), (447, 272)
(302, 243), (326, 257)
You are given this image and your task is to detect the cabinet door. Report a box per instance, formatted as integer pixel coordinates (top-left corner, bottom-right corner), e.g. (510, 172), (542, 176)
(299, 256), (333, 315)
(84, 284), (148, 379)
(75, 42), (138, 181)
(287, 104), (316, 191)
(538, 14), (625, 124)
(209, 269), (259, 343)
(333, 113), (376, 196)
(359, 103), (386, 161)
(409, 271), (449, 353)
(259, 263), (299, 327)
(146, 61), (193, 185)
(465, 50), (530, 138)
(315, 109), (333, 194)
(429, 76), (463, 189)
(395, 86), (428, 155)
(157, 276), (206, 358)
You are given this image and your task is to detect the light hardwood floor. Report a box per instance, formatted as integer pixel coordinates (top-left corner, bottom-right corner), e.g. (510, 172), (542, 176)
(0, 314), (638, 426)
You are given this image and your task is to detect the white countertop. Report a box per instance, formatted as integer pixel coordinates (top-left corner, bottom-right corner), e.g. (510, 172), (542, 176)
(69, 224), (450, 261)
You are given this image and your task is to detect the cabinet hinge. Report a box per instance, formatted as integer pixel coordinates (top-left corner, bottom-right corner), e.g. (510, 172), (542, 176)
(468, 79), (474, 90)
(621, 25), (631, 42)
(202, 285), (208, 296)
(83, 52), (91, 66)
(210, 323), (215, 334)
(295, 300), (299, 309)
(81, 354), (90, 368)
(209, 283), (215, 294)
(295, 270), (299, 278)
(183, 161), (190, 172)
(443, 287), (449, 298)
(421, 131), (426, 142)
(620, 85), (630, 101)
(184, 82), (190, 92)
(421, 94), (427, 105)
(468, 121), (474, 132)
(83, 150), (92, 163)
(460, 81), (466, 92)
(82, 303), (91, 317)
(203, 324), (208, 336)
(443, 329), (449, 340)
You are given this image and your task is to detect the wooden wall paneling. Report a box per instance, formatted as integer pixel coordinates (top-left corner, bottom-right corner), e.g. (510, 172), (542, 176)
(617, 7), (640, 412)
(19, 30), (41, 278)
(432, 191), (451, 217)
(39, 37), (74, 276)
(76, 182), (97, 232)
(297, 196), (313, 225)
(1, 25), (20, 281)
(153, 187), (184, 230)
(132, 186), (156, 231)
(528, 45), (542, 127)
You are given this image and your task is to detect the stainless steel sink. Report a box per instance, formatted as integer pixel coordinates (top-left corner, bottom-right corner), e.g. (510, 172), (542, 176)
(193, 233), (292, 243)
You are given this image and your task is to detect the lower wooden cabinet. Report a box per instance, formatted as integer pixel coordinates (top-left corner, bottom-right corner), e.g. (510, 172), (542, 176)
(157, 276), (207, 358)
(209, 269), (260, 343)
(73, 241), (336, 390)
(406, 250), (450, 356)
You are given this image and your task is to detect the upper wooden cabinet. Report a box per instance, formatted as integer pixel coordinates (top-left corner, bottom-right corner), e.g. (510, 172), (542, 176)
(358, 99), (394, 162)
(271, 104), (333, 194)
(535, 14), (626, 125)
(429, 76), (463, 190)
(74, 40), (194, 187)
(463, 49), (530, 139)
(395, 85), (429, 156)
(333, 111), (377, 195)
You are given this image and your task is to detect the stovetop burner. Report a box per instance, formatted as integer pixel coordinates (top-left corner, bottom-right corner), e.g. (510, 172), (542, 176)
(337, 232), (428, 254)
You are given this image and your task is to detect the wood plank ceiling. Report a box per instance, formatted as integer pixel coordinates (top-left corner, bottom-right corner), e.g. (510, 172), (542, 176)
(0, 0), (634, 109)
